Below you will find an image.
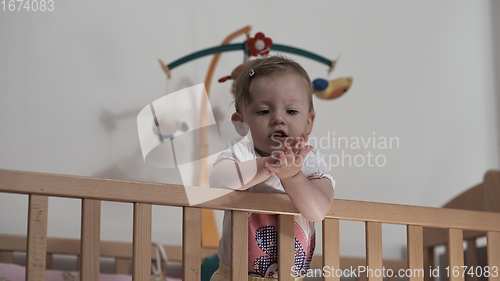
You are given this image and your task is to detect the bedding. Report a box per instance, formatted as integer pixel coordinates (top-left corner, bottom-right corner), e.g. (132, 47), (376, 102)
(0, 263), (182, 281)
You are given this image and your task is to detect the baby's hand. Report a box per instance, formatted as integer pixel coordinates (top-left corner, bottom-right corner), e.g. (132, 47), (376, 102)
(287, 133), (309, 155)
(263, 134), (313, 180)
(263, 151), (282, 177)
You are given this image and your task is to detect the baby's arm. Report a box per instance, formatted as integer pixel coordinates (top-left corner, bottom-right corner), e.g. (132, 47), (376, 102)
(209, 157), (270, 190)
(264, 137), (334, 222)
(281, 173), (334, 222)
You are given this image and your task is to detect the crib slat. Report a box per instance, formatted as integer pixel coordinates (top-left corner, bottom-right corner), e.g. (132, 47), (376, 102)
(278, 214), (294, 281)
(81, 199), (101, 281)
(183, 207), (201, 281)
(407, 225), (424, 281)
(231, 211), (248, 281)
(133, 203), (152, 281)
(424, 246), (435, 281)
(76, 255), (81, 270)
(487, 231), (500, 281)
(115, 257), (130, 274)
(0, 250), (13, 263)
(465, 238), (478, 281)
(448, 229), (464, 281)
(45, 253), (53, 269)
(323, 218), (340, 281)
(26, 194), (49, 281)
(366, 222), (383, 281)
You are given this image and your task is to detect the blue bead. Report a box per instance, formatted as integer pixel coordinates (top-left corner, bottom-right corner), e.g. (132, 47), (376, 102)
(313, 78), (328, 91)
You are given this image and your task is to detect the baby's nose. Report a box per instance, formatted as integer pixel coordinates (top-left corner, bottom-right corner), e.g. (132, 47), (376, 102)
(271, 113), (285, 124)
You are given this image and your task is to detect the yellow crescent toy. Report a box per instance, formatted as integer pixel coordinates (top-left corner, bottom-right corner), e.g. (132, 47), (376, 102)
(313, 77), (353, 100)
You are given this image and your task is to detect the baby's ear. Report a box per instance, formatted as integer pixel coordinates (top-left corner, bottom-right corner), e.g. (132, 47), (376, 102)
(305, 110), (316, 135)
(231, 112), (247, 136)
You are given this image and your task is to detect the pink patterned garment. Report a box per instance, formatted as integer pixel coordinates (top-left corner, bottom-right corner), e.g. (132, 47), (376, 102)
(247, 213), (315, 279)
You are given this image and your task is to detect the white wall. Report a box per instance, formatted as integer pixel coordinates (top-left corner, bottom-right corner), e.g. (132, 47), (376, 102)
(492, 0), (500, 162)
(0, 0), (498, 260)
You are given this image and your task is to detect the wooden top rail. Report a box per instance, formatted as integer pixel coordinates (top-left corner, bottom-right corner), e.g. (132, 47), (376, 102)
(1, 169), (500, 232)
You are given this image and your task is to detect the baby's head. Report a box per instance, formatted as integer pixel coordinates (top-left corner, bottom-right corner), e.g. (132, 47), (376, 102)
(233, 56), (314, 114)
(231, 56), (316, 156)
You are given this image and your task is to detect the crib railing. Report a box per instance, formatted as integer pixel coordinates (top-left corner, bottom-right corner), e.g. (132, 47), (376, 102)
(1, 169), (499, 281)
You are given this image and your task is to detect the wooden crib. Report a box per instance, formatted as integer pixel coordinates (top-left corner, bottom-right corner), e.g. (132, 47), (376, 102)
(0, 168), (499, 281)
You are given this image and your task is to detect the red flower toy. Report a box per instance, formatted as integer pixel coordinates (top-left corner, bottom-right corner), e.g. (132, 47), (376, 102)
(246, 32), (273, 57)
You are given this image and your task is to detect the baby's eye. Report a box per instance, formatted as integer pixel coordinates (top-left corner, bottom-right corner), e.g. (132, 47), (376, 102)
(287, 110), (298, 115)
(258, 110), (269, 115)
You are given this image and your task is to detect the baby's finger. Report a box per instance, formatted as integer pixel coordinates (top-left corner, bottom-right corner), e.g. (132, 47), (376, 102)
(284, 136), (295, 148)
(263, 163), (277, 176)
(295, 139), (306, 151)
(291, 134), (305, 149)
(292, 145), (311, 166)
(266, 160), (279, 169)
(292, 140), (307, 154)
(296, 134), (310, 150)
(288, 138), (298, 151)
(297, 145), (312, 160)
(289, 137), (299, 148)
(270, 150), (283, 163)
(285, 142), (295, 166)
(300, 133), (309, 144)
(275, 151), (286, 166)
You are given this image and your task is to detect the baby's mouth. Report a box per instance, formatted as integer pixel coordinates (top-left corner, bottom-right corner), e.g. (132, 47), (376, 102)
(270, 130), (288, 142)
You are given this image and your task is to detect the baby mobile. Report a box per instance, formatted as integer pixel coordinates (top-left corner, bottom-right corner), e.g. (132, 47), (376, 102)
(157, 25), (353, 248)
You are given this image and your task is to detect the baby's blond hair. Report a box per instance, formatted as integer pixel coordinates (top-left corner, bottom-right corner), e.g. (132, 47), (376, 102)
(233, 56), (314, 113)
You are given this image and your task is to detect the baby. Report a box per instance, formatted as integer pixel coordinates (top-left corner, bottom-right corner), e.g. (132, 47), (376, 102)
(209, 56), (335, 280)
